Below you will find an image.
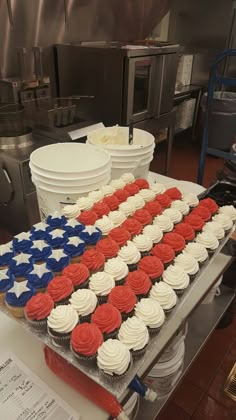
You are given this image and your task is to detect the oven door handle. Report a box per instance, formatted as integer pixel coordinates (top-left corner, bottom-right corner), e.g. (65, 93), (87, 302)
(0, 167), (14, 205)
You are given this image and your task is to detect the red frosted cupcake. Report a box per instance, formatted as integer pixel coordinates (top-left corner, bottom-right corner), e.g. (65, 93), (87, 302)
(78, 211), (98, 226)
(144, 200), (162, 217)
(114, 189), (130, 204)
(191, 205), (211, 222)
(138, 256), (164, 284)
(108, 285), (137, 320)
(71, 323), (103, 364)
(103, 195), (119, 210)
(166, 187), (182, 200)
(92, 202), (110, 218)
(155, 193), (172, 208)
(25, 293), (54, 330)
(126, 270), (152, 300)
(133, 209), (152, 226)
(174, 222), (195, 242)
(62, 263), (90, 290)
(184, 214), (205, 232)
(124, 183), (140, 196)
(162, 232), (186, 254)
(91, 303), (122, 340)
(199, 198), (218, 215)
(134, 178), (149, 189)
(108, 227), (131, 246)
(81, 249), (105, 273)
(122, 218), (143, 236)
(151, 243), (175, 268)
(96, 237), (119, 259)
(47, 275), (74, 305)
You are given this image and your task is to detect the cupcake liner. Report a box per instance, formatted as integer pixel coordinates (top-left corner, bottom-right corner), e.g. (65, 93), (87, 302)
(114, 278), (126, 286)
(127, 263), (138, 272)
(90, 266), (105, 275)
(74, 278), (89, 291)
(136, 292), (149, 301)
(208, 248), (218, 258)
(0, 265), (9, 270)
(189, 273), (198, 282)
(0, 292), (6, 304)
(35, 260), (45, 265)
(103, 328), (119, 341)
(99, 359), (133, 382)
(163, 306), (176, 315)
(53, 271), (62, 276)
(70, 344), (97, 366)
(198, 256), (209, 267)
(47, 326), (72, 347)
(151, 275), (163, 285)
(35, 287), (46, 293)
(131, 344), (148, 359)
(140, 251), (151, 257)
(148, 325), (162, 335)
(163, 261), (174, 269)
(54, 295), (72, 307)
(15, 275), (26, 283)
(25, 313), (48, 331)
(5, 302), (25, 318)
(71, 255), (82, 263)
(174, 288), (186, 297)
(121, 308), (135, 321)
(97, 295), (108, 304)
(79, 313), (92, 323)
(175, 249), (185, 256)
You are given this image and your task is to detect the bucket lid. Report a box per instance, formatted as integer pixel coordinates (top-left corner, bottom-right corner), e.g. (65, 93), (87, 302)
(149, 343), (185, 377)
(123, 392), (139, 415)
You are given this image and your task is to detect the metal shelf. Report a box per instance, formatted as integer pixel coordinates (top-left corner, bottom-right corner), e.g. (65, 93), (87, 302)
(136, 284), (235, 420)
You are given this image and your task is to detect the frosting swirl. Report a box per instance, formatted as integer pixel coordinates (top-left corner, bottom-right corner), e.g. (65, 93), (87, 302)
(133, 209), (152, 225)
(163, 208), (182, 224)
(149, 183), (166, 194)
(69, 289), (97, 316)
(78, 210), (98, 226)
(0, 244), (15, 267)
(91, 303), (122, 333)
(151, 244), (175, 264)
(47, 305), (78, 333)
(81, 249), (105, 271)
(30, 240), (51, 262)
(184, 242), (208, 263)
(5, 281), (35, 307)
(62, 204), (80, 219)
(126, 270), (152, 295)
(118, 241), (141, 265)
(26, 263), (54, 289)
(114, 189), (130, 204)
(149, 282), (177, 310)
(138, 189), (155, 202)
(46, 249), (70, 272)
(138, 256), (164, 279)
(182, 192), (199, 208)
(124, 183), (140, 196)
(120, 172), (135, 184)
(71, 323), (103, 356)
(163, 265), (190, 290)
(46, 229), (68, 248)
(212, 213), (234, 231)
(9, 253), (33, 277)
(25, 293), (54, 320)
(47, 275), (73, 302)
(103, 195), (120, 210)
(97, 339), (131, 375)
(76, 196), (93, 211)
(166, 187), (182, 200)
(13, 232), (32, 253)
(171, 200), (190, 216)
(218, 205), (236, 221)
(104, 257), (129, 282)
(96, 238), (119, 259)
(203, 221), (225, 240)
(127, 194), (145, 210)
(155, 193), (171, 208)
(174, 252), (199, 276)
(192, 205), (211, 222)
(174, 222), (195, 241)
(153, 215), (174, 232)
(0, 269), (14, 292)
(95, 215), (114, 235)
(144, 201), (162, 217)
(184, 214), (205, 231)
(79, 225), (102, 245)
(199, 198), (218, 214)
(108, 210), (126, 227)
(92, 201), (110, 218)
(132, 234), (153, 253)
(162, 232), (186, 252)
(134, 178), (149, 189)
(62, 263), (89, 287)
(30, 222), (50, 240)
(119, 201), (136, 217)
(143, 225), (163, 243)
(89, 272), (115, 296)
(135, 298), (165, 328)
(101, 185), (115, 196)
(118, 316), (149, 351)
(64, 219), (85, 237)
(122, 218), (143, 235)
(108, 285), (137, 313)
(110, 179), (126, 190)
(108, 227), (131, 246)
(46, 212), (66, 228)
(88, 190), (104, 203)
(195, 232), (219, 250)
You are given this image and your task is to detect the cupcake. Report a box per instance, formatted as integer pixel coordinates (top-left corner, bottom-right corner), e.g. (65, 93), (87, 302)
(108, 210), (126, 227)
(62, 263), (89, 290)
(126, 270), (152, 300)
(138, 256), (164, 284)
(149, 183), (166, 195)
(163, 265), (190, 295)
(5, 281), (35, 318)
(13, 232), (32, 253)
(88, 189), (104, 203)
(71, 323), (103, 364)
(195, 232), (219, 255)
(46, 229), (68, 249)
(92, 201), (110, 218)
(184, 242), (208, 266)
(162, 233), (186, 255)
(78, 210), (98, 226)
(26, 263), (54, 292)
(0, 243), (15, 269)
(47, 305), (78, 346)
(135, 298), (165, 333)
(199, 198), (219, 215)
(173, 222), (195, 243)
(155, 193), (172, 208)
(30, 222), (50, 240)
(184, 214), (205, 232)
(24, 293), (54, 330)
(127, 194), (145, 210)
(108, 227), (131, 246)
(135, 178), (149, 190)
(81, 249), (105, 273)
(151, 244), (175, 268)
(120, 172), (135, 184)
(181, 192), (199, 208)
(119, 201), (136, 217)
(76, 196), (94, 211)
(143, 225), (163, 244)
(166, 187), (182, 200)
(124, 183), (140, 196)
(212, 213), (233, 233)
(114, 189), (130, 204)
(118, 316), (149, 358)
(202, 221), (225, 241)
(101, 185), (116, 196)
(95, 216), (115, 237)
(47, 275), (74, 305)
(103, 195), (120, 211)
(91, 303), (122, 340)
(138, 189), (155, 203)
(110, 179), (126, 190)
(104, 257), (128, 286)
(69, 289), (98, 322)
(97, 339), (131, 379)
(121, 218), (143, 237)
(96, 238), (120, 260)
(9, 253), (33, 282)
(30, 240), (52, 264)
(174, 252), (199, 279)
(118, 240), (141, 271)
(171, 200), (190, 216)
(133, 209), (152, 226)
(191, 205), (211, 222)
(46, 249), (70, 275)
(64, 237), (86, 263)
(79, 225), (102, 247)
(89, 272), (115, 303)
(46, 211), (66, 229)
(153, 215), (174, 233)
(62, 204), (81, 219)
(149, 282), (177, 313)
(63, 219), (85, 237)
(0, 269), (14, 304)
(132, 234), (153, 257)
(162, 208), (182, 225)
(144, 201), (162, 217)
(108, 285), (137, 320)
(218, 205), (236, 221)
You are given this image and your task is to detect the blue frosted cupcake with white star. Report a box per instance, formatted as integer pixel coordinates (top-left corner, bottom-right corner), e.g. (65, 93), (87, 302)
(9, 253), (33, 282)
(63, 219), (85, 237)
(30, 221), (51, 240)
(26, 263), (54, 292)
(0, 269), (15, 304)
(46, 211), (67, 229)
(64, 237), (86, 263)
(5, 281), (35, 318)
(12, 232), (32, 253)
(79, 225), (102, 248)
(30, 240), (52, 264)
(46, 249), (70, 275)
(0, 243), (15, 269)
(46, 229), (68, 249)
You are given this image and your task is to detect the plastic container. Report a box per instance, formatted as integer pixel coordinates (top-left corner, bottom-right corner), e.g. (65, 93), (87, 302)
(120, 393), (140, 420)
(202, 276), (223, 304)
(158, 322), (188, 363)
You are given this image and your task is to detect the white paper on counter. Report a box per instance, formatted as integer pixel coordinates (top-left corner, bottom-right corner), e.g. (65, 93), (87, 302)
(0, 352), (80, 420)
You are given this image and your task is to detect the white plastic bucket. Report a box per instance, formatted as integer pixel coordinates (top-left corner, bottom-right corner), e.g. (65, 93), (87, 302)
(121, 393), (140, 420)
(35, 186), (82, 220)
(111, 158), (153, 180)
(202, 276), (223, 304)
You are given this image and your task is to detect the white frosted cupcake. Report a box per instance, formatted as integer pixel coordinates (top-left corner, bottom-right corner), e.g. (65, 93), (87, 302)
(119, 201), (136, 217)
(88, 189), (104, 203)
(149, 282), (177, 313)
(89, 272), (115, 303)
(212, 213), (234, 232)
(62, 204), (81, 219)
(153, 215), (174, 232)
(69, 289), (98, 322)
(120, 172), (135, 184)
(149, 183), (166, 195)
(143, 225), (163, 244)
(101, 185), (115, 196)
(218, 205), (236, 221)
(47, 304), (79, 346)
(163, 265), (190, 295)
(108, 210), (126, 227)
(184, 242), (208, 266)
(118, 316), (149, 358)
(118, 241), (141, 271)
(95, 215), (114, 237)
(97, 339), (131, 379)
(138, 189), (156, 202)
(203, 221), (225, 240)
(132, 234), (153, 257)
(171, 200), (190, 216)
(162, 208), (182, 224)
(181, 192), (199, 208)
(104, 256), (129, 285)
(195, 232), (219, 255)
(127, 194), (145, 210)
(109, 179), (126, 190)
(135, 298), (165, 333)
(77, 196), (94, 211)
(174, 252), (199, 279)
